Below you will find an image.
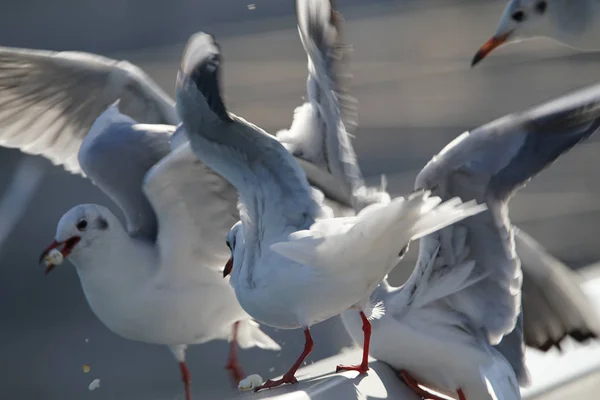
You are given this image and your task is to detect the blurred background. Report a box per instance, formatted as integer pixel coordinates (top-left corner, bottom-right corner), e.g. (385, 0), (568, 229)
(2, 0), (600, 398)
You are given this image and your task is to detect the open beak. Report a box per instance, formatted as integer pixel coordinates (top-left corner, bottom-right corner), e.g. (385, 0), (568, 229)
(39, 236), (80, 274)
(471, 30), (513, 67)
(223, 256), (233, 278)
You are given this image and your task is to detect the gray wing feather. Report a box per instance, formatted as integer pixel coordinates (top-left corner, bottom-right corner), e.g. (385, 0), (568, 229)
(79, 106), (173, 241)
(177, 32), (322, 248)
(0, 46), (178, 174)
(294, 0), (387, 211)
(515, 227), (600, 351)
(408, 81), (600, 346)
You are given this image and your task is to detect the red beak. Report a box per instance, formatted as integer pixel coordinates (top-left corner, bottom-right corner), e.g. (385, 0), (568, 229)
(471, 30), (513, 67)
(39, 236), (81, 274)
(223, 256), (233, 278)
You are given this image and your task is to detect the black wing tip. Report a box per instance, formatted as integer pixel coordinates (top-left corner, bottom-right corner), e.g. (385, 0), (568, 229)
(535, 330), (598, 352)
(182, 33), (232, 123)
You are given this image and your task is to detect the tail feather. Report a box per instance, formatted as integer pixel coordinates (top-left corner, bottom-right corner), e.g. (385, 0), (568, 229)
(271, 190), (486, 276)
(409, 198), (487, 241)
(235, 320), (281, 351)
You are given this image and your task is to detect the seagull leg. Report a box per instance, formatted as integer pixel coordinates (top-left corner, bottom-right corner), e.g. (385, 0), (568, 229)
(169, 345), (192, 400)
(179, 361), (192, 400)
(457, 388), (467, 400)
(336, 311), (371, 374)
(399, 370), (449, 400)
(254, 328), (314, 392)
(225, 321), (245, 385)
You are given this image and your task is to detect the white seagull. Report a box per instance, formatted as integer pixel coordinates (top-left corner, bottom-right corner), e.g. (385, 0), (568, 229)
(0, 7), (373, 400)
(472, 0), (600, 66)
(0, 0), (596, 378)
(341, 80), (600, 400)
(37, 106), (281, 400)
(174, 0), (487, 392)
(273, 0), (600, 354)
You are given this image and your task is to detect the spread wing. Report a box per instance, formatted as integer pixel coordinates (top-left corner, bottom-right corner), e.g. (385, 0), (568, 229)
(0, 46), (178, 174)
(278, 0), (387, 212)
(515, 227), (600, 351)
(177, 32), (323, 257)
(398, 80), (600, 348)
(143, 139), (241, 276)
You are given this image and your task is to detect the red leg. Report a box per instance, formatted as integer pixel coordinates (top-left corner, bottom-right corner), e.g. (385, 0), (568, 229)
(336, 311), (371, 374)
(225, 321), (245, 385)
(179, 361), (192, 400)
(254, 328), (314, 392)
(399, 370), (450, 400)
(457, 388), (467, 400)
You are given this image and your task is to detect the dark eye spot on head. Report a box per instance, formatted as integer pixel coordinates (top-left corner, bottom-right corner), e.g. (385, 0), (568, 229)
(97, 217), (109, 230)
(511, 10), (526, 22)
(76, 220), (88, 231)
(535, 0), (547, 14)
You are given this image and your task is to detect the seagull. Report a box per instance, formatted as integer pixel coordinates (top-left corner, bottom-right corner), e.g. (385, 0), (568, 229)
(174, 0), (487, 392)
(272, 0), (600, 355)
(0, 22), (365, 399)
(0, 0), (596, 366)
(341, 79), (600, 400)
(471, 0), (600, 66)
(36, 105), (282, 400)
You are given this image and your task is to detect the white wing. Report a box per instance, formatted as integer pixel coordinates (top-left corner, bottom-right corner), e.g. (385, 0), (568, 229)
(177, 32), (324, 257)
(396, 80), (600, 347)
(143, 139), (241, 276)
(278, 0), (387, 211)
(0, 46), (178, 174)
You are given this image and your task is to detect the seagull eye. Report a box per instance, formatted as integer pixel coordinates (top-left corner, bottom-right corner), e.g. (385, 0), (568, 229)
(511, 10), (526, 22)
(535, 0), (547, 14)
(76, 220), (88, 231)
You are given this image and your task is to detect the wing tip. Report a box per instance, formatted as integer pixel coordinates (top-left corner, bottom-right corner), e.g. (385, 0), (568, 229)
(535, 330), (598, 352)
(179, 32), (232, 123)
(180, 32), (220, 76)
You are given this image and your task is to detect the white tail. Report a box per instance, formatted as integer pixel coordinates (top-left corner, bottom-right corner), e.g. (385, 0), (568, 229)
(271, 190), (486, 276)
(235, 320), (281, 351)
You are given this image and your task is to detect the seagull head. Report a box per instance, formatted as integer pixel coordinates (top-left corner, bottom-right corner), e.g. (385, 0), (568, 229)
(40, 204), (114, 274)
(472, 0), (552, 67)
(223, 221), (244, 280)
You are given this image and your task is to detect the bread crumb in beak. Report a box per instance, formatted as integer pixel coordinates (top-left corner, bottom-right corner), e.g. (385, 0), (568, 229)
(238, 374), (263, 391)
(44, 248), (64, 267)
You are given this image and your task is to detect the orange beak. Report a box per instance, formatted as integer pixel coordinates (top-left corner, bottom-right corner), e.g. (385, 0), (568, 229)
(39, 236), (80, 274)
(471, 31), (513, 67)
(223, 256), (233, 278)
